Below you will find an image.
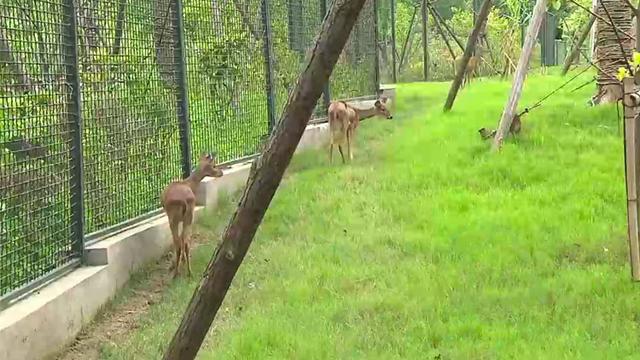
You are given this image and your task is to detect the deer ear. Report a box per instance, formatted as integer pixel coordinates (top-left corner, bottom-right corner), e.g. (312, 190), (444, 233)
(374, 100), (381, 108)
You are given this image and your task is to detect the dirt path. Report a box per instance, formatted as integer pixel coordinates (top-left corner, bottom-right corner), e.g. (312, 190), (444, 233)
(55, 232), (207, 360)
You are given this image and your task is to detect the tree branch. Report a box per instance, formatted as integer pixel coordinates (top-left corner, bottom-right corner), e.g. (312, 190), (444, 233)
(428, 1), (465, 51)
(561, 14), (595, 75)
(581, 48), (618, 81)
(429, 5), (456, 60)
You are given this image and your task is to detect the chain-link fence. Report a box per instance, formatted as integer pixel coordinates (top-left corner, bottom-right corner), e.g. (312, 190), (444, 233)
(0, 0), (380, 304)
(0, 0), (82, 302)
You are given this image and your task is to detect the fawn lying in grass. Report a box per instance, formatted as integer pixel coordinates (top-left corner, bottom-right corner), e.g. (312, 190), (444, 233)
(161, 153), (223, 278)
(327, 97), (393, 164)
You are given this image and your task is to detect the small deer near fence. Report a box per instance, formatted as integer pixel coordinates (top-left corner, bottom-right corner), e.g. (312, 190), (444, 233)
(161, 153), (223, 278)
(327, 97), (393, 164)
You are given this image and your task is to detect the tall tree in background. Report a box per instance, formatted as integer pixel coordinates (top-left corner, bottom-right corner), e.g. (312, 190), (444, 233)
(592, 0), (633, 104)
(154, 0), (177, 86)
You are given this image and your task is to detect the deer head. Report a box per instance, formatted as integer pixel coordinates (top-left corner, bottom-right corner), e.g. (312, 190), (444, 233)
(374, 97), (393, 119)
(196, 152), (223, 178)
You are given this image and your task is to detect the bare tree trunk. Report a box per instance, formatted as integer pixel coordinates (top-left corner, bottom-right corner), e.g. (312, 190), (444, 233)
(79, 0), (103, 52)
(232, 0), (261, 41)
(213, 0), (226, 38)
(161, 0), (368, 359)
(492, 0), (547, 151)
(429, 2), (464, 51)
(398, 6), (417, 70)
(422, 0), (429, 80)
(13, 4), (52, 84)
(561, 14), (595, 75)
(429, 5), (456, 60)
(474, 11), (489, 75)
(153, 0), (177, 86)
(443, 0), (492, 111)
(475, 12), (489, 57)
(112, 0), (126, 56)
(593, 0), (633, 104)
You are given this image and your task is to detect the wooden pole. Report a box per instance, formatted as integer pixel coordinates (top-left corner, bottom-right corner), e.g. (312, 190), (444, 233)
(491, 0), (547, 151)
(428, 1), (465, 51)
(422, 0), (429, 80)
(443, 0), (492, 111)
(429, 5), (456, 60)
(561, 14), (596, 75)
(391, 0), (398, 83)
(398, 6), (417, 70)
(161, 0), (369, 358)
(623, 77), (640, 281)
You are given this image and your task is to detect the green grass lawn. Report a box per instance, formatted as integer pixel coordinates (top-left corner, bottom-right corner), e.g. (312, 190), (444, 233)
(96, 70), (640, 359)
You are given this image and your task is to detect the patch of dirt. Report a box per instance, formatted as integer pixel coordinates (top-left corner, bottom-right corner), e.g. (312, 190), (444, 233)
(54, 231), (209, 360)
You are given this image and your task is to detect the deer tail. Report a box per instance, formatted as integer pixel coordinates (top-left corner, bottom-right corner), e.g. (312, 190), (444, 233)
(181, 199), (189, 217)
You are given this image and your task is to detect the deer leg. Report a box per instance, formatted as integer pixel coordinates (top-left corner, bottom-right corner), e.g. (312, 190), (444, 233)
(182, 208), (194, 277)
(347, 130), (353, 161)
(182, 235), (192, 277)
(338, 145), (345, 164)
(329, 143), (334, 164)
(169, 218), (181, 278)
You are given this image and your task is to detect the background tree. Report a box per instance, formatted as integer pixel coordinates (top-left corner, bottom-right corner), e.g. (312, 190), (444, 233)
(592, 0), (633, 104)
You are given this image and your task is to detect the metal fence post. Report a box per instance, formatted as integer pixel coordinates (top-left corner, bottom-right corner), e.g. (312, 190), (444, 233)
(261, 0), (277, 131)
(320, 0), (331, 109)
(173, 0), (192, 178)
(373, 0), (381, 94)
(63, 0), (86, 260)
(421, 0), (429, 81)
(390, 0), (397, 83)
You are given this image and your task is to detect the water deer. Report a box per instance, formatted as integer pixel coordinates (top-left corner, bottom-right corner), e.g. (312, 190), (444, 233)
(161, 153), (223, 278)
(327, 97), (393, 164)
(455, 56), (479, 88)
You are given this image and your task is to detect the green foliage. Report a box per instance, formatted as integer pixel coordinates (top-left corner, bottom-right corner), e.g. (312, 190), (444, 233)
(394, 0), (590, 82)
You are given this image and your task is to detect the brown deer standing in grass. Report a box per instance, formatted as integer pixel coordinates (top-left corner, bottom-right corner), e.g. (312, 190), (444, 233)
(456, 56), (479, 88)
(161, 153), (223, 278)
(327, 97), (393, 164)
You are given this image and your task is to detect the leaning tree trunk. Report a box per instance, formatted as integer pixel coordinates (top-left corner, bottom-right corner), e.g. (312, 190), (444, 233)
(593, 0), (633, 104)
(474, 13), (489, 75)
